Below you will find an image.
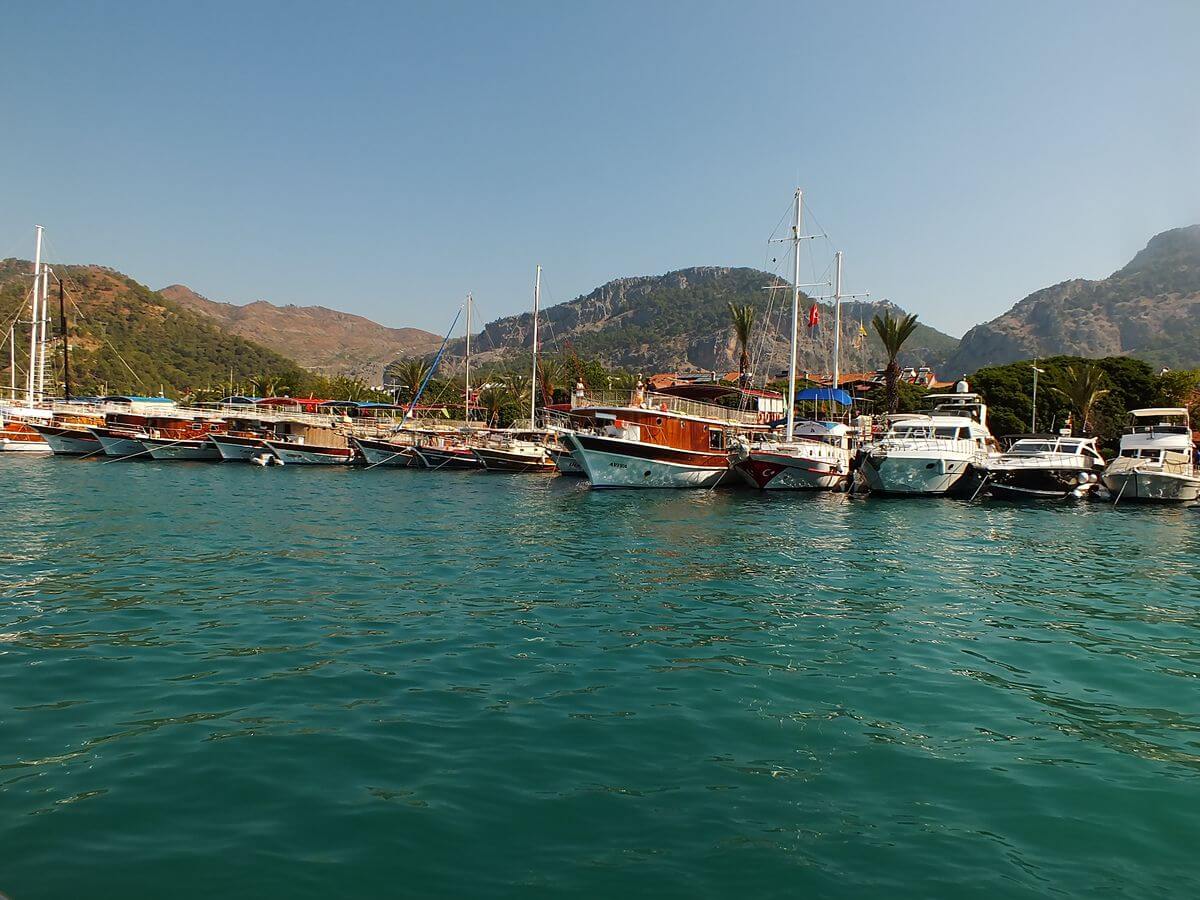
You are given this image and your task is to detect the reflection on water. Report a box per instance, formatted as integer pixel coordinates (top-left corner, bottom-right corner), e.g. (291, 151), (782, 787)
(2, 457), (1200, 898)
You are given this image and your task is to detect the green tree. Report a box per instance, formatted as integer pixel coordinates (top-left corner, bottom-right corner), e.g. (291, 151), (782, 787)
(871, 312), (920, 414)
(1155, 368), (1200, 410)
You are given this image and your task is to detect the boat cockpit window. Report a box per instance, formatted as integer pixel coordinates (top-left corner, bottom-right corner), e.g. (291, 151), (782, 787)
(1012, 440), (1054, 453)
(1131, 424), (1189, 435)
(890, 425), (931, 438)
(1121, 448), (1163, 459)
(933, 426), (961, 439)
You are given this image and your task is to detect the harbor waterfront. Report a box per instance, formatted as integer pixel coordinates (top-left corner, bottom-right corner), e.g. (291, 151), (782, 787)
(3, 458), (1200, 898)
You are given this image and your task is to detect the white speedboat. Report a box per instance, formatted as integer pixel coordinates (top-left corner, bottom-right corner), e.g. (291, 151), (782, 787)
(985, 434), (1105, 500)
(859, 383), (998, 496)
(1101, 408), (1200, 503)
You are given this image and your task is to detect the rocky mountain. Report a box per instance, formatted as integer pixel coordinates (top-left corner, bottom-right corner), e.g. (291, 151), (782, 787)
(160, 285), (440, 381)
(0, 260), (301, 396)
(443, 266), (958, 377)
(945, 225), (1200, 373)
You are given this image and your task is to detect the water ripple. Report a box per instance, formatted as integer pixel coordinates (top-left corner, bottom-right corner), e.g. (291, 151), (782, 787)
(1, 459), (1199, 897)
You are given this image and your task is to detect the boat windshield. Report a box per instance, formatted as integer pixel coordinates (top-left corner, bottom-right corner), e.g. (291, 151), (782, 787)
(890, 425), (932, 438)
(1011, 440), (1055, 453)
(1120, 448), (1163, 460)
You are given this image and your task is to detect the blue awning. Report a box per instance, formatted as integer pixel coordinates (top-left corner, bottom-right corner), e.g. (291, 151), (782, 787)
(795, 387), (853, 406)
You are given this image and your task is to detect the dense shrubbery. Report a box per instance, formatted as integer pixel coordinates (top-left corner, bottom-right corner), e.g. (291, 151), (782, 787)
(972, 356), (1197, 450)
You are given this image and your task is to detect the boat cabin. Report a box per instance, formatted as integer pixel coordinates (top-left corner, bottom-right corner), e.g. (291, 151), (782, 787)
(1000, 434), (1105, 465)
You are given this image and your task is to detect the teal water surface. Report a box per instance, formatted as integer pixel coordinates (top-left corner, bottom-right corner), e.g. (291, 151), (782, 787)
(2, 458), (1200, 898)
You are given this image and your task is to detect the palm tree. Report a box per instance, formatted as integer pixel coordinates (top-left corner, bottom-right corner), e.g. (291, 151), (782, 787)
(1053, 364), (1109, 435)
(608, 370), (637, 391)
(501, 372), (532, 420)
(871, 312), (920, 413)
(727, 302), (756, 385)
(251, 373), (283, 398)
(388, 358), (430, 404)
(536, 358), (564, 407)
(477, 384), (510, 427)
(330, 375), (374, 402)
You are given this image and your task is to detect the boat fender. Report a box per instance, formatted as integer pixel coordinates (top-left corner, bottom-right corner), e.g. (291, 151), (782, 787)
(1076, 472), (1090, 485)
(1070, 488), (1084, 499)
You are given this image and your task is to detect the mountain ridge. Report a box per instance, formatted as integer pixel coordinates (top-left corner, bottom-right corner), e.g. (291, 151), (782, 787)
(0, 260), (302, 396)
(440, 266), (959, 377)
(944, 225), (1200, 372)
(159, 284), (440, 381)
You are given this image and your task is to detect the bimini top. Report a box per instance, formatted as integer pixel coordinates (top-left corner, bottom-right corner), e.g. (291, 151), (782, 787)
(99, 395), (176, 405)
(1130, 408), (1189, 418)
(219, 395), (260, 405)
(795, 387), (853, 406)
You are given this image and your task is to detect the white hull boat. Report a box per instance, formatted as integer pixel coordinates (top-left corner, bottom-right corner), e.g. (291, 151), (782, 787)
(858, 385), (997, 497)
(265, 440), (354, 465)
(141, 436), (223, 461)
(565, 432), (728, 489)
(209, 434), (268, 461)
(859, 452), (976, 495)
(89, 427), (149, 458)
(30, 424), (101, 456)
(1101, 408), (1200, 504)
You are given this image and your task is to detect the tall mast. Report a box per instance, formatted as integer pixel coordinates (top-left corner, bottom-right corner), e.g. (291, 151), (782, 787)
(58, 273), (71, 399)
(786, 189), (802, 442)
(464, 293), (472, 423)
(530, 264), (541, 426)
(832, 250), (843, 391)
(37, 263), (50, 398)
(8, 326), (15, 401)
(26, 225), (43, 404)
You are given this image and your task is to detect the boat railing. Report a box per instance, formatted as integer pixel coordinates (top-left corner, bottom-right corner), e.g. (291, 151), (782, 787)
(572, 390), (761, 424)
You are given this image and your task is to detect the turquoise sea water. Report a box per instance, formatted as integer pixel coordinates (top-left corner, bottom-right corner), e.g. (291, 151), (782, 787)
(2, 457), (1200, 898)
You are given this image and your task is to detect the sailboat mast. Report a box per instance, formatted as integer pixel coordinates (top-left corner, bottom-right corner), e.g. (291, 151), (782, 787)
(786, 189), (802, 442)
(464, 293), (472, 423)
(59, 273), (71, 400)
(530, 264), (541, 426)
(8, 326), (15, 401)
(832, 250), (843, 391)
(26, 225), (43, 404)
(37, 263), (50, 398)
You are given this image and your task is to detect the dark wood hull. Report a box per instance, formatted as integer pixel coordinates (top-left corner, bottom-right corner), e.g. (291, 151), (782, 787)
(413, 445), (482, 470)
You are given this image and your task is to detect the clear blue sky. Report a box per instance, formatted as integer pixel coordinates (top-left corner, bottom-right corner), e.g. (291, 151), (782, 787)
(2, 0), (1197, 337)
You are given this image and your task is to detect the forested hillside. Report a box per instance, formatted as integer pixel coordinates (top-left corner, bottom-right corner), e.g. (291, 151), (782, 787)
(0, 259), (304, 397)
(436, 266), (957, 377)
